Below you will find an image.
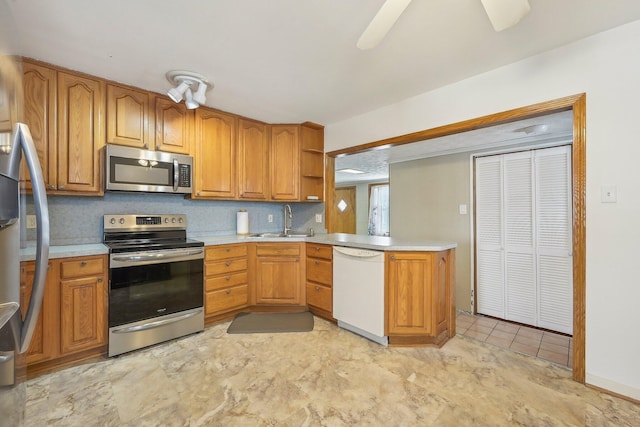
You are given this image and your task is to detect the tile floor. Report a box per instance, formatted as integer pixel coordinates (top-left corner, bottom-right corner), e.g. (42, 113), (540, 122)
(456, 311), (573, 368)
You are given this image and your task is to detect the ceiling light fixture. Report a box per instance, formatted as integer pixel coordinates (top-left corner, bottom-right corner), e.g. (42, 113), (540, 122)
(166, 70), (212, 109)
(337, 168), (366, 174)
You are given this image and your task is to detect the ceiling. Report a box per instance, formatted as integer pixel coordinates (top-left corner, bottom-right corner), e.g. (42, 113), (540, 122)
(6, 1), (640, 126)
(335, 110), (573, 184)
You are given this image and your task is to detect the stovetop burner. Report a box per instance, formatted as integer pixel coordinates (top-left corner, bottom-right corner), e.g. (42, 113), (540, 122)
(103, 214), (203, 253)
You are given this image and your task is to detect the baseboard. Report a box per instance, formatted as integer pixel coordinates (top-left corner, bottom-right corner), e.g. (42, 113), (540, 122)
(586, 373), (640, 402)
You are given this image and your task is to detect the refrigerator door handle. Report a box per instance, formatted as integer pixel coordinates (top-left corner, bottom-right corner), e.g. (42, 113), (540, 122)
(16, 123), (50, 353)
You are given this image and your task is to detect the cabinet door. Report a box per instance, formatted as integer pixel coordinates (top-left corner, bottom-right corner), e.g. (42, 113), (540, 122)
(386, 252), (432, 335)
(270, 125), (299, 200)
(154, 97), (193, 154)
(20, 261), (59, 364)
(255, 256), (302, 305)
(238, 118), (269, 200)
(22, 61), (57, 191)
(106, 84), (151, 149)
(194, 108), (237, 198)
(60, 275), (107, 355)
(57, 71), (105, 194)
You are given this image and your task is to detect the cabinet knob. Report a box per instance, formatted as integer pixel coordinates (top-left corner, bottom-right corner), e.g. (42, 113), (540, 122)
(225, 276), (231, 281)
(226, 289), (231, 295)
(314, 261), (320, 265)
(97, 278), (103, 283)
(143, 143), (148, 149)
(390, 255), (395, 260)
(314, 286), (320, 291)
(58, 185), (65, 190)
(226, 248), (231, 252)
(48, 184), (55, 190)
(225, 261), (231, 267)
(80, 261), (87, 267)
(314, 247), (320, 251)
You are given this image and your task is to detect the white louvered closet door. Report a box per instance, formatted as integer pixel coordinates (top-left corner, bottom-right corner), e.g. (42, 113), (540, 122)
(475, 146), (573, 334)
(536, 146), (573, 334)
(503, 152), (537, 326)
(475, 156), (504, 318)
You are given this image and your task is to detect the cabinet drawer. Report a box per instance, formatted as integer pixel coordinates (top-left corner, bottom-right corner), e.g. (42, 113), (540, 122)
(60, 257), (104, 279)
(206, 244), (248, 261)
(306, 243), (332, 260)
(306, 282), (332, 312)
(206, 258), (248, 276)
(306, 258), (332, 285)
(256, 243), (301, 257)
(206, 271), (248, 292)
(206, 284), (249, 315)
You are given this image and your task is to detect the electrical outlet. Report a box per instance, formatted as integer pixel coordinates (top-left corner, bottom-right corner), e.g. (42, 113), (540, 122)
(26, 215), (37, 229)
(315, 213), (322, 223)
(268, 214), (273, 223)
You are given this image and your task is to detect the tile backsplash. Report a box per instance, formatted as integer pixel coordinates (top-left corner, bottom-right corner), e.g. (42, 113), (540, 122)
(25, 193), (325, 245)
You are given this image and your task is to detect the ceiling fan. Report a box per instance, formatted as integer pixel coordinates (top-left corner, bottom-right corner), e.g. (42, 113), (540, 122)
(357, 0), (531, 50)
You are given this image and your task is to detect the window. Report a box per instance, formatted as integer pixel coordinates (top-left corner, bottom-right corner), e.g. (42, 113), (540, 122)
(368, 183), (389, 236)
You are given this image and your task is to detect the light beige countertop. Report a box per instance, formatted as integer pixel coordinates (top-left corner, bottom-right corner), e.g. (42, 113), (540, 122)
(19, 233), (456, 262)
(20, 243), (109, 262)
(307, 233), (457, 252)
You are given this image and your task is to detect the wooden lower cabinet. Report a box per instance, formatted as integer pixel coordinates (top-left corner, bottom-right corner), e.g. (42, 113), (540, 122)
(20, 254), (107, 372)
(254, 242), (305, 305)
(305, 243), (333, 319)
(385, 249), (455, 346)
(204, 244), (249, 317)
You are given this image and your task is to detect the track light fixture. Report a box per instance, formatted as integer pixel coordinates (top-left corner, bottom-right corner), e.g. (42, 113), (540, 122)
(165, 70), (212, 109)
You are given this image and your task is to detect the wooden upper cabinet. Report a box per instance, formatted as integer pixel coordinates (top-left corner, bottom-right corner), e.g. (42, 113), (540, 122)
(22, 61), (57, 191)
(154, 97), (193, 154)
(106, 84), (151, 149)
(193, 107), (237, 199)
(270, 125), (299, 201)
(57, 71), (105, 194)
(238, 118), (269, 200)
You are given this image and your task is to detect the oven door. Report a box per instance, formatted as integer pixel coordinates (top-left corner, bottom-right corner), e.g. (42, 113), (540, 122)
(108, 247), (204, 327)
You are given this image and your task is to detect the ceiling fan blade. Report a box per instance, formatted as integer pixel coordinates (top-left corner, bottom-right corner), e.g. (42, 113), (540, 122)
(357, 0), (413, 50)
(481, 0), (530, 32)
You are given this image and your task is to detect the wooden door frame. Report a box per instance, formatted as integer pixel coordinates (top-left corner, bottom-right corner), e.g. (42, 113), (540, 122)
(325, 93), (586, 382)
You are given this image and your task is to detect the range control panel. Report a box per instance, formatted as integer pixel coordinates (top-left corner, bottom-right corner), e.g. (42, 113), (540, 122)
(103, 214), (186, 231)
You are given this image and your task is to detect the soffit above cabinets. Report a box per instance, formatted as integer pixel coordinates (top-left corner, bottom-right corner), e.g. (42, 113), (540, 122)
(335, 110), (573, 184)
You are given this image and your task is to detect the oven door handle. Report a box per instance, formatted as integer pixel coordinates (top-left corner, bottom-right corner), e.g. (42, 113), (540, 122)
(111, 248), (204, 263)
(111, 309), (203, 334)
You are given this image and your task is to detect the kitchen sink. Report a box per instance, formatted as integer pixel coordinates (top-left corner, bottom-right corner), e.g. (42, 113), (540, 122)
(248, 232), (312, 238)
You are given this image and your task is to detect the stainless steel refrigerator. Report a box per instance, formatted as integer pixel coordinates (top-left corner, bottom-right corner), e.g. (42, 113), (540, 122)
(0, 4), (51, 424)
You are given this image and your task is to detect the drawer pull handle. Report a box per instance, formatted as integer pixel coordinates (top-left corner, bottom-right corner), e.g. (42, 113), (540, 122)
(226, 289), (231, 295)
(80, 261), (87, 267)
(225, 276), (231, 281)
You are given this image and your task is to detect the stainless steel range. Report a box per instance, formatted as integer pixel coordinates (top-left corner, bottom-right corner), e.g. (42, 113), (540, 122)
(103, 214), (204, 357)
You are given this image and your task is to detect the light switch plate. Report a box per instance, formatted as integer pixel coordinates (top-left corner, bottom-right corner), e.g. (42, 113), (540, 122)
(601, 186), (617, 203)
(459, 204), (468, 215)
(26, 215), (37, 229)
(315, 214), (322, 223)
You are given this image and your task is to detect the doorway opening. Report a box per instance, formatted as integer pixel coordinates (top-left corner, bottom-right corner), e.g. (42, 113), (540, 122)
(325, 94), (586, 382)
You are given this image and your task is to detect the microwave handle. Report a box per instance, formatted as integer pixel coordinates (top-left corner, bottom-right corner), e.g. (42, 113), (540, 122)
(173, 159), (179, 192)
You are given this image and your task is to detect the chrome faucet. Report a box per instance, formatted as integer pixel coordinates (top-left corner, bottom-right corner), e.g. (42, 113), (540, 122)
(283, 204), (293, 235)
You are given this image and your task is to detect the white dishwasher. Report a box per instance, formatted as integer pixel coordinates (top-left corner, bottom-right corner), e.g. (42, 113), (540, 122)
(332, 246), (387, 346)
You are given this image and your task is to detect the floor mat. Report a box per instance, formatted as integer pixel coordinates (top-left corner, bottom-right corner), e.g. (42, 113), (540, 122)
(227, 311), (314, 334)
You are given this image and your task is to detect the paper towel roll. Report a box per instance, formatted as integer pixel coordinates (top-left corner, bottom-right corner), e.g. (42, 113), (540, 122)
(236, 210), (249, 235)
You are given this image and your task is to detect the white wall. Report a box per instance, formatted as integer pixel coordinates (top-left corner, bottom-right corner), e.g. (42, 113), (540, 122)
(325, 21), (640, 400)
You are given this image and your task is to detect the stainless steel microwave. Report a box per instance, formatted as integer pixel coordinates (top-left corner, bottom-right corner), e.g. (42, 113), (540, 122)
(104, 145), (193, 194)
